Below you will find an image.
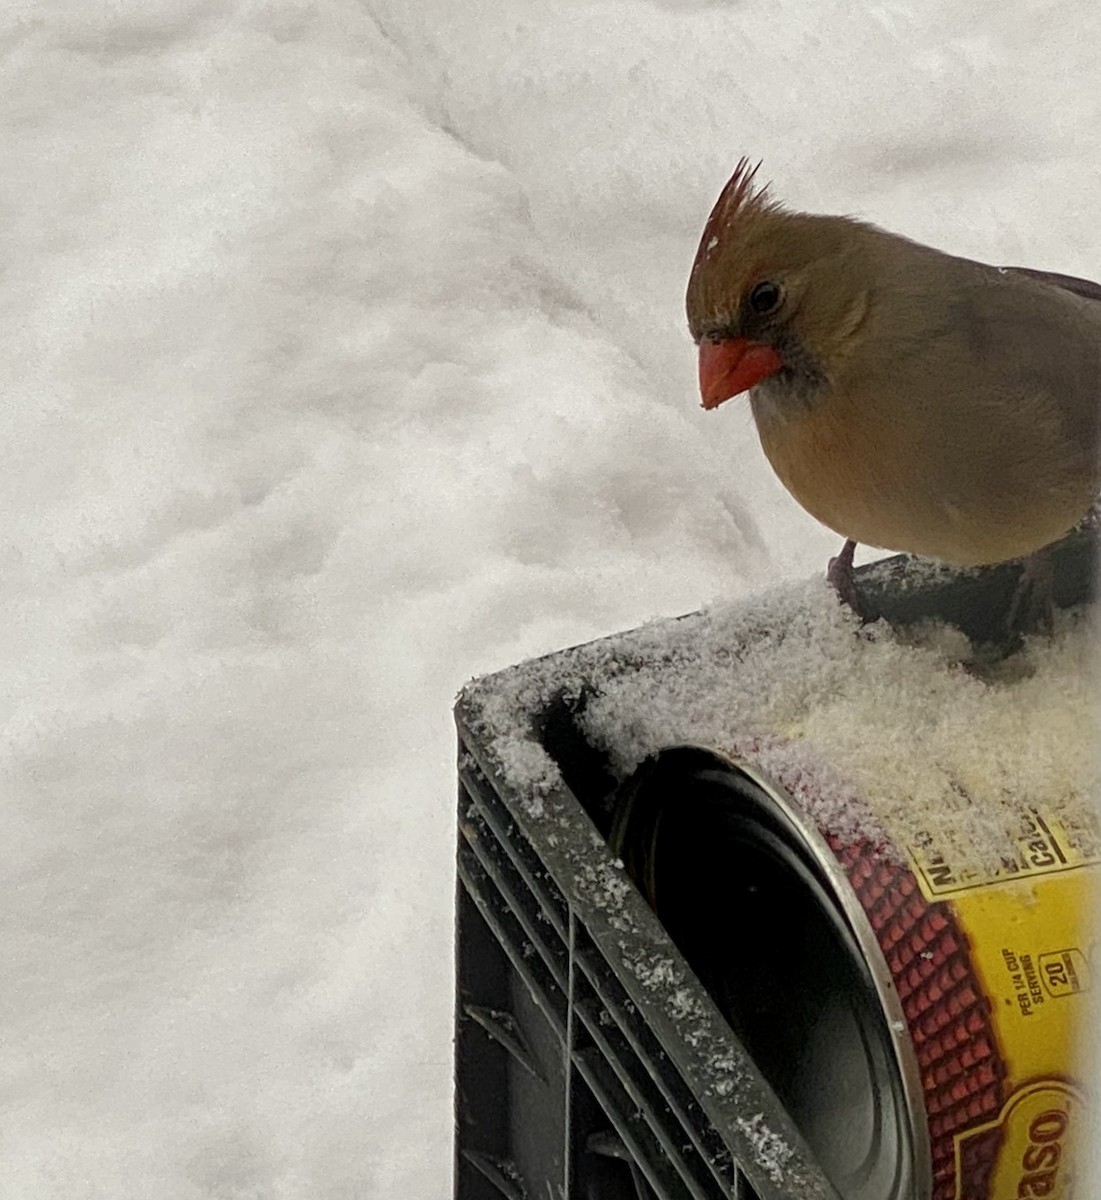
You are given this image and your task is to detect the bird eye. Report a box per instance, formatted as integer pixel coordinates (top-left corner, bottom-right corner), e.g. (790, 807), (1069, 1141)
(748, 281), (783, 315)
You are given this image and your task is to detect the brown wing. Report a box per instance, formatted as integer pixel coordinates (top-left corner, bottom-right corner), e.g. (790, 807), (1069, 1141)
(1000, 266), (1101, 304)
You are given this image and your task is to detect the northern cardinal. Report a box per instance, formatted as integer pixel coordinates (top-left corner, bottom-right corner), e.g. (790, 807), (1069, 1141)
(686, 160), (1101, 619)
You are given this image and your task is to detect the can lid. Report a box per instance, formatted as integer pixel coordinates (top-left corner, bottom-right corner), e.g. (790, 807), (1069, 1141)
(611, 747), (925, 1200)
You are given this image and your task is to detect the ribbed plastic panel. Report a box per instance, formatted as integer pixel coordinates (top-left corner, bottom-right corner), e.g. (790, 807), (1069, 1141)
(455, 743), (822, 1200)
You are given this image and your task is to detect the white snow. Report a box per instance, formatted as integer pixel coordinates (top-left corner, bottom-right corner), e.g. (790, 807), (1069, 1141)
(471, 569), (1098, 884)
(2, 1), (1099, 1197)
(734, 1112), (795, 1187)
(575, 582), (1099, 878)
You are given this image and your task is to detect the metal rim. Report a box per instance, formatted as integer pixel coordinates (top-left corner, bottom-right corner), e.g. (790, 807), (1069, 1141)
(612, 744), (932, 1200)
(721, 749), (930, 1196)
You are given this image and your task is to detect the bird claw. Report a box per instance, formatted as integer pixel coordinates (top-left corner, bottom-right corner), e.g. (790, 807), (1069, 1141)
(1004, 549), (1055, 638)
(826, 539), (1060, 645)
(826, 539), (862, 615)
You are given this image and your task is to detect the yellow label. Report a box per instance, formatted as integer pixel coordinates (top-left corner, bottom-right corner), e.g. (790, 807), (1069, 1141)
(903, 805), (1098, 1198)
(953, 1081), (1087, 1200)
(956, 864), (1093, 1076)
(1037, 950), (1090, 1000)
(908, 807), (1100, 899)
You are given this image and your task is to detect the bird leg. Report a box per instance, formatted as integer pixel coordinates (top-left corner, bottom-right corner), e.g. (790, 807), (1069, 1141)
(826, 538), (860, 612)
(1004, 547), (1055, 637)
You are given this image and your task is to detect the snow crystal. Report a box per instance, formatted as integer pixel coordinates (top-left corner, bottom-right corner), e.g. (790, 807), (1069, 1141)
(459, 661), (569, 805)
(575, 857), (633, 918)
(734, 1112), (795, 1186)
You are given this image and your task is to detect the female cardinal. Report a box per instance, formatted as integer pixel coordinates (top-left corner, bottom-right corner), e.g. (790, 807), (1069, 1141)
(686, 160), (1101, 614)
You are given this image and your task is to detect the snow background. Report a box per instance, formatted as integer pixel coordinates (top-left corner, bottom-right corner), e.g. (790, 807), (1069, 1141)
(3, 1), (1099, 1197)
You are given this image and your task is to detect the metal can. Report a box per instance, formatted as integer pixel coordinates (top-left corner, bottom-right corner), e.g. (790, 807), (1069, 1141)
(610, 745), (1096, 1200)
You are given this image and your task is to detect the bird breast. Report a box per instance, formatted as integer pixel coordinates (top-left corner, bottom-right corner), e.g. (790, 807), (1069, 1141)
(749, 368), (1098, 566)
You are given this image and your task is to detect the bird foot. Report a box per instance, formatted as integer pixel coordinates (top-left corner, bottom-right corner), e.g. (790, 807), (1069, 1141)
(826, 539), (861, 615)
(1004, 548), (1055, 639)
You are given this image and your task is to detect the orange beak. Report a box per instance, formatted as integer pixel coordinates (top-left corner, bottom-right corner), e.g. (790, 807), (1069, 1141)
(699, 338), (784, 409)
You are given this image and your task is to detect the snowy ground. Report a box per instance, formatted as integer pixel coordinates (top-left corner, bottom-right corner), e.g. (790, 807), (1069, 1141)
(3, 2), (1099, 1197)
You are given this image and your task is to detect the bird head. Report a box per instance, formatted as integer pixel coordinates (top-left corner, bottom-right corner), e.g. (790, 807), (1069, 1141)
(686, 160), (873, 410)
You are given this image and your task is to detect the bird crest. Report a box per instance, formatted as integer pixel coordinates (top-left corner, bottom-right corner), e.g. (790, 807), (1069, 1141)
(695, 158), (776, 262)
(687, 159), (784, 333)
